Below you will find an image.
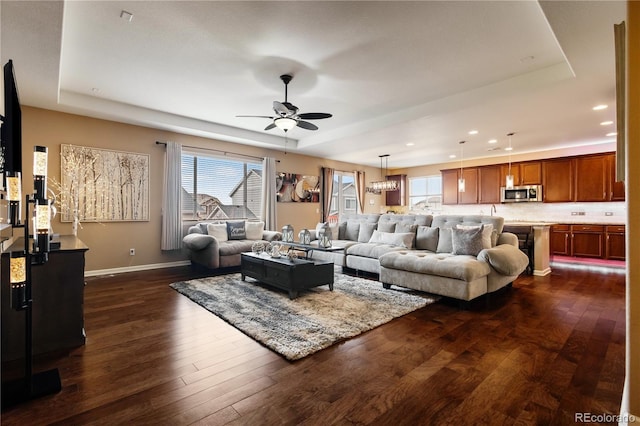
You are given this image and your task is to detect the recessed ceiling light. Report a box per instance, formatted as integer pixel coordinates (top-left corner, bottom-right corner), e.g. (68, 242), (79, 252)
(520, 55), (535, 63)
(505, 147), (513, 151)
(449, 154), (456, 159)
(593, 104), (608, 111)
(488, 139), (497, 144)
(120, 10), (134, 22)
(606, 132), (618, 137)
(600, 121), (614, 126)
(468, 130), (479, 135)
(406, 142), (415, 147)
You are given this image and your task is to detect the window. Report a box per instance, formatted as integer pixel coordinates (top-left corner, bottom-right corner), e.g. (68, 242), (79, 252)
(329, 171), (358, 221)
(409, 175), (442, 213)
(181, 150), (262, 222)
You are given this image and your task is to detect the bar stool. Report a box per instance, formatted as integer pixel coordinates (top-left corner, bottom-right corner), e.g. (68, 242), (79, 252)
(503, 225), (534, 275)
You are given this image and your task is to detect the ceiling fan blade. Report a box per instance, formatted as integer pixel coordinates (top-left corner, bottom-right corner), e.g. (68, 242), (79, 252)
(298, 112), (333, 120)
(236, 115), (275, 119)
(264, 123), (276, 131)
(297, 120), (319, 131)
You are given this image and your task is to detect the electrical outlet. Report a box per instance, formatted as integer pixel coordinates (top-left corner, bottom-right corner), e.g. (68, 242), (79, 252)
(605, 212), (614, 216)
(571, 212), (578, 216)
(130, 248), (135, 256)
(578, 212), (586, 216)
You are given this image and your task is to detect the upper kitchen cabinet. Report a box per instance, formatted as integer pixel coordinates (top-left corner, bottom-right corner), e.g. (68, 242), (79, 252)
(478, 165), (501, 204)
(385, 174), (406, 206)
(442, 169), (460, 205)
(441, 168), (478, 204)
(574, 154), (609, 202)
(608, 153), (625, 201)
(542, 158), (574, 202)
(500, 161), (541, 187)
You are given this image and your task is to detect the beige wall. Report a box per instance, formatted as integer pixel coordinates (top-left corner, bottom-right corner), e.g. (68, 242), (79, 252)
(20, 106), (383, 273)
(627, 1), (639, 418)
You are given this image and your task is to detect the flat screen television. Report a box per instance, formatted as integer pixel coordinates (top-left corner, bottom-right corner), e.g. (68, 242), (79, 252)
(1, 59), (23, 187)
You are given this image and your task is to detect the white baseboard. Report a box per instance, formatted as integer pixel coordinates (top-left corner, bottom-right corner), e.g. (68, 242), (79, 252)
(85, 260), (191, 277)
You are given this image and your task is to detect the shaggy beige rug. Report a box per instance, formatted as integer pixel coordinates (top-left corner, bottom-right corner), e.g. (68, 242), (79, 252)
(170, 272), (437, 360)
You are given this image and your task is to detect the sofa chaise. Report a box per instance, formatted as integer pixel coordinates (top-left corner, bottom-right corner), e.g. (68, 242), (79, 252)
(309, 213), (529, 303)
(183, 220), (281, 270)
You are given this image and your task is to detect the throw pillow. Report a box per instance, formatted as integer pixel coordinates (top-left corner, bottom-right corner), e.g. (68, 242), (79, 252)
(415, 226), (439, 252)
(395, 222), (418, 234)
(226, 221), (246, 240)
(451, 225), (485, 256)
(338, 222), (347, 239)
(245, 221), (265, 240)
(358, 222), (377, 243)
(378, 222), (396, 233)
(207, 223), (228, 242)
(368, 230), (415, 248)
(456, 224), (493, 249)
(436, 228), (453, 253)
(345, 220), (360, 241)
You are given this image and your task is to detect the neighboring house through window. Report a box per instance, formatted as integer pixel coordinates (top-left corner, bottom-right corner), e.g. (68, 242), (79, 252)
(329, 171), (358, 222)
(409, 175), (442, 213)
(181, 150), (263, 222)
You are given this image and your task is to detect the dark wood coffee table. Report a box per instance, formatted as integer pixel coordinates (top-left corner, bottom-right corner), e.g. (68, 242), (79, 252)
(240, 252), (334, 299)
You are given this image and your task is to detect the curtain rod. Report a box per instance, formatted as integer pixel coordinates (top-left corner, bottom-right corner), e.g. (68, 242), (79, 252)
(155, 141), (269, 162)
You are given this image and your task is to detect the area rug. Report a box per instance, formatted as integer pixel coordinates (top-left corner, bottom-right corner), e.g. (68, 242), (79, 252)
(170, 272), (438, 360)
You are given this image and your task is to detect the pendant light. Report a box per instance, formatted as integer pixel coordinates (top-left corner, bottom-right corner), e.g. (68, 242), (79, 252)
(505, 132), (515, 189)
(458, 141), (466, 193)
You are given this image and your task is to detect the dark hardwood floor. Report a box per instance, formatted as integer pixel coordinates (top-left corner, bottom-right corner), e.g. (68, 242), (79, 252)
(1, 264), (626, 425)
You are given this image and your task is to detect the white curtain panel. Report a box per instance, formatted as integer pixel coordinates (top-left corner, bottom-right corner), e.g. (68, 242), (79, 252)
(161, 141), (182, 250)
(261, 157), (277, 230)
(321, 167), (335, 222)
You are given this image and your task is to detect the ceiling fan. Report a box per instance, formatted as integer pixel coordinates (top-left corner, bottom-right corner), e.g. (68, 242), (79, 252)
(237, 74), (332, 132)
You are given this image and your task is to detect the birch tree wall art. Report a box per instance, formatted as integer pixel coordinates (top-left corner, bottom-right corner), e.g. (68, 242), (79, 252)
(60, 144), (149, 222)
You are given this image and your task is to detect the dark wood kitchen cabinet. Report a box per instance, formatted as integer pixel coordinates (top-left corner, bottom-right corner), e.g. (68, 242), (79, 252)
(441, 168), (478, 205)
(542, 158), (574, 202)
(571, 224), (604, 258)
(478, 165), (501, 204)
(385, 174), (406, 206)
(441, 169), (460, 205)
(1, 236), (88, 361)
(605, 225), (626, 260)
(501, 161), (541, 186)
(550, 224), (571, 256)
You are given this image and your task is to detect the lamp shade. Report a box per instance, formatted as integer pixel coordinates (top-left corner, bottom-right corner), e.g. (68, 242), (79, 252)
(458, 177), (466, 193)
(9, 251), (26, 284)
(33, 146), (48, 199)
(35, 199), (51, 233)
(6, 172), (21, 201)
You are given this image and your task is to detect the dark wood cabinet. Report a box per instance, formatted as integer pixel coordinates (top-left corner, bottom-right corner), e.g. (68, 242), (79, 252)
(478, 165), (501, 204)
(542, 158), (574, 202)
(608, 153), (625, 201)
(442, 169), (460, 205)
(458, 168), (478, 204)
(551, 224), (571, 256)
(571, 224), (604, 258)
(1, 236), (88, 361)
(385, 174), (406, 206)
(499, 161), (541, 187)
(605, 225), (626, 260)
(574, 154), (609, 202)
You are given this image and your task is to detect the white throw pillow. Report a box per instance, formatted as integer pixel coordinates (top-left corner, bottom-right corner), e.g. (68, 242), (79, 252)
(245, 221), (265, 240)
(207, 223), (228, 242)
(368, 230), (414, 248)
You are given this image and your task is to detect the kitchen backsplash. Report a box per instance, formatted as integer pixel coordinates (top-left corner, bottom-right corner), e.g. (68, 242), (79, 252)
(400, 202), (626, 224)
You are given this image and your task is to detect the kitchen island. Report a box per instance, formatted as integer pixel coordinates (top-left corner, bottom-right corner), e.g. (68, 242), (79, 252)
(504, 222), (554, 276)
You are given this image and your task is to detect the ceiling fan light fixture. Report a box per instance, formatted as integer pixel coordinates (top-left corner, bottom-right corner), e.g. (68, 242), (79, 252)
(274, 117), (297, 131)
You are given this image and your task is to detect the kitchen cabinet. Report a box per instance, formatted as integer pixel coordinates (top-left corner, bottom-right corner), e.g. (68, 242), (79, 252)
(605, 225), (626, 260)
(501, 161), (541, 186)
(571, 224), (604, 258)
(385, 174), (406, 206)
(478, 165), (501, 204)
(458, 168), (478, 204)
(550, 224), (571, 256)
(542, 158), (574, 202)
(442, 169), (460, 205)
(574, 154), (610, 202)
(550, 224), (624, 260)
(608, 153), (625, 201)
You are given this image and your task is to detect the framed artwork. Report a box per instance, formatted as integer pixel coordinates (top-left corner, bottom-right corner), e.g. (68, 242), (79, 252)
(276, 173), (319, 203)
(59, 144), (150, 222)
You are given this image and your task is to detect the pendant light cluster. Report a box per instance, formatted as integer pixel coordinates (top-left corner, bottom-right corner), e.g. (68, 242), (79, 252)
(368, 154), (398, 192)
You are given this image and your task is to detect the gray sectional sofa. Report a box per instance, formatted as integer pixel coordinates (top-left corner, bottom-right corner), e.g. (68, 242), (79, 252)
(183, 221), (281, 270)
(309, 213), (529, 302)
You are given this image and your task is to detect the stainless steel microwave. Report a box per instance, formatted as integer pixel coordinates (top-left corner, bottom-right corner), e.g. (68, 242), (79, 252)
(500, 185), (543, 203)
